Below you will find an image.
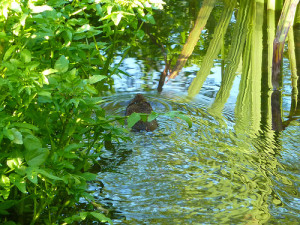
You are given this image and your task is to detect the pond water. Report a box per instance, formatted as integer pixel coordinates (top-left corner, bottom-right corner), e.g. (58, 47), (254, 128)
(91, 1), (299, 224)
(94, 78), (299, 225)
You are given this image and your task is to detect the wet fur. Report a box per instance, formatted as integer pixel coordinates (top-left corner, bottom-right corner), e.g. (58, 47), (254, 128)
(125, 94), (158, 131)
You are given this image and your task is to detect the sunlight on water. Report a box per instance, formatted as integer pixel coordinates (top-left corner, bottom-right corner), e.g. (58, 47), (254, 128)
(92, 1), (300, 223)
(96, 92), (299, 225)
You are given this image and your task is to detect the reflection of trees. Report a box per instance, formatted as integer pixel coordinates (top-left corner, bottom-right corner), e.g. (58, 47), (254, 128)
(177, 0), (299, 132)
(125, 0), (222, 89)
(165, 114), (285, 223)
(158, 1), (299, 222)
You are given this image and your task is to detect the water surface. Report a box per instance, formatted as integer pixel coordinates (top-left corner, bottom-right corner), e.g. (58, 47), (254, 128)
(92, 0), (300, 224)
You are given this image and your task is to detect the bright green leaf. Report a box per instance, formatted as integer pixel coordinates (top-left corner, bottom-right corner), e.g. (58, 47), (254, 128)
(0, 175), (10, 186)
(42, 68), (58, 75)
(30, 5), (53, 13)
(26, 167), (38, 184)
(76, 24), (92, 33)
(54, 55), (69, 73)
(20, 49), (31, 63)
(11, 128), (23, 144)
(148, 111), (158, 122)
(111, 12), (123, 25)
(38, 91), (52, 98)
(127, 113), (141, 128)
(166, 111), (192, 128)
(3, 128), (23, 144)
(7, 158), (22, 169)
(3, 45), (17, 61)
(88, 75), (107, 84)
(10, 2), (22, 13)
(177, 114), (192, 128)
(90, 212), (113, 224)
(9, 174), (26, 193)
(85, 84), (98, 94)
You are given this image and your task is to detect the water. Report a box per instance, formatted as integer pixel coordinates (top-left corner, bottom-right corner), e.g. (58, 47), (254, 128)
(90, 0), (299, 224)
(93, 90), (299, 224)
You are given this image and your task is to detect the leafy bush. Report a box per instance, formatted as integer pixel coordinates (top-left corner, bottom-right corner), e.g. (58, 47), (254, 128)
(0, 0), (164, 224)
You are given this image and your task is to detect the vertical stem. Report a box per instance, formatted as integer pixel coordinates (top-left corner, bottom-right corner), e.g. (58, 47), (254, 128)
(287, 27), (298, 116)
(31, 186), (37, 225)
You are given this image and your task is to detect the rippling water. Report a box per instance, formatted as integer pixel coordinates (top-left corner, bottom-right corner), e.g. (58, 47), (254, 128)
(91, 90), (299, 224)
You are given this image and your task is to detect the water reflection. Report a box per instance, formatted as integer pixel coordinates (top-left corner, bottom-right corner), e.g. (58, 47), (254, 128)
(94, 0), (299, 223)
(96, 92), (299, 224)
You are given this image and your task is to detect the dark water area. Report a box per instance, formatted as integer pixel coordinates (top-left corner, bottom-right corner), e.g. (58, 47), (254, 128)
(90, 0), (299, 224)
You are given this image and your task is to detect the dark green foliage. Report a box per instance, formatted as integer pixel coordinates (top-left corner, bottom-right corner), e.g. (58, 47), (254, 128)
(0, 0), (164, 224)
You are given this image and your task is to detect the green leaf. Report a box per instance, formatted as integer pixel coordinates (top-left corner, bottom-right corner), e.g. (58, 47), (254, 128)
(66, 68), (77, 82)
(88, 75), (106, 84)
(85, 84), (98, 94)
(25, 147), (49, 167)
(36, 169), (62, 181)
(30, 5), (53, 13)
(3, 128), (23, 144)
(145, 14), (155, 24)
(54, 55), (69, 73)
(7, 158), (22, 169)
(64, 212), (88, 223)
(20, 49), (31, 63)
(166, 111), (192, 128)
(136, 30), (145, 40)
(111, 12), (123, 25)
(42, 68), (58, 75)
(148, 111), (158, 122)
(9, 174), (26, 193)
(64, 143), (84, 152)
(10, 122), (39, 131)
(140, 114), (148, 122)
(11, 128), (22, 144)
(24, 135), (42, 150)
(38, 91), (52, 98)
(3, 45), (17, 61)
(0, 175), (10, 186)
(76, 24), (92, 33)
(0, 175), (11, 199)
(26, 167), (38, 184)
(127, 113), (141, 128)
(3, 128), (14, 140)
(80, 172), (97, 181)
(60, 161), (75, 170)
(176, 114), (192, 128)
(81, 192), (95, 201)
(10, 2), (22, 13)
(90, 212), (113, 224)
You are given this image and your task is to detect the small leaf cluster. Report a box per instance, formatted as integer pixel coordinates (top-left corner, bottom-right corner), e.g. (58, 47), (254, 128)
(127, 110), (192, 128)
(0, 0), (164, 224)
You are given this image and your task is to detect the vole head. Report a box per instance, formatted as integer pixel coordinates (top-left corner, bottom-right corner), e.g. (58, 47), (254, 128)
(131, 94), (146, 104)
